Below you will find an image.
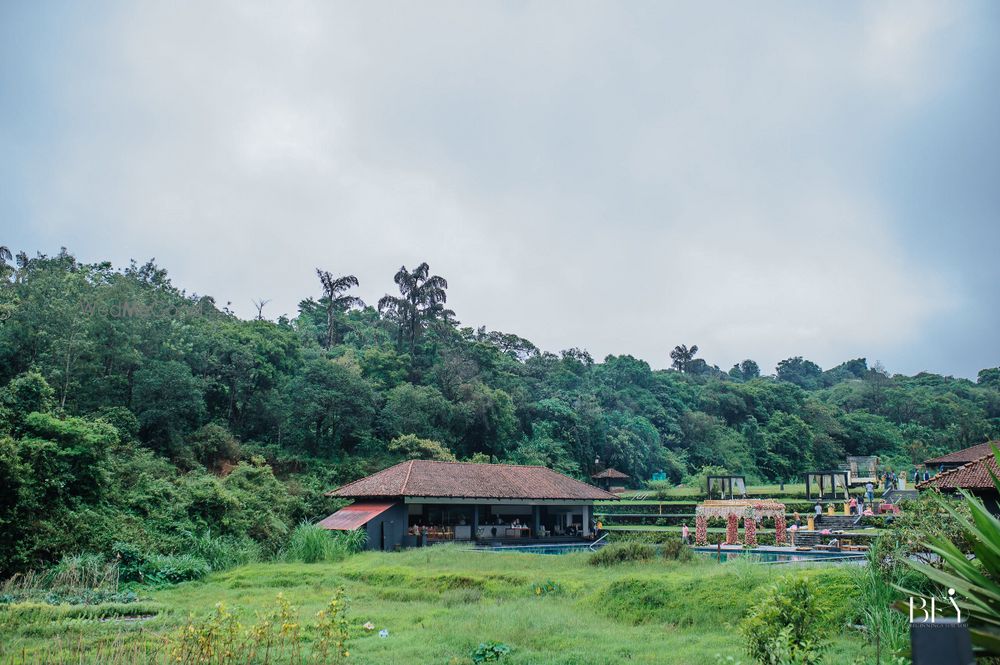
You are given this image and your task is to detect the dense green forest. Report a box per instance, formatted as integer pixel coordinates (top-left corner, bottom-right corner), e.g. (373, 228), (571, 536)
(0, 247), (998, 573)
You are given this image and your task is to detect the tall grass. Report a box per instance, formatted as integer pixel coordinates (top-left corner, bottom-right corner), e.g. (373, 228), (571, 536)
(284, 524), (367, 563)
(184, 530), (262, 571)
(0, 590), (350, 665)
(0, 554), (129, 605)
(855, 540), (910, 663)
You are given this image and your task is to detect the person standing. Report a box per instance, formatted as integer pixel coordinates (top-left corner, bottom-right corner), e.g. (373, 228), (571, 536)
(814, 502), (822, 517)
(865, 481), (874, 504)
(681, 523), (690, 545)
(849, 496), (858, 515)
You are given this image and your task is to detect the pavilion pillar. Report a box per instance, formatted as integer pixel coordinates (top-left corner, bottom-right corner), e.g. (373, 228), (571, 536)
(473, 505), (480, 536)
(774, 514), (787, 545)
(532, 506), (540, 537)
(725, 514), (739, 545)
(695, 514), (708, 546)
(743, 515), (757, 548)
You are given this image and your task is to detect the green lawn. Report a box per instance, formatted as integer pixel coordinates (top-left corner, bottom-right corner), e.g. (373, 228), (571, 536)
(0, 546), (870, 664)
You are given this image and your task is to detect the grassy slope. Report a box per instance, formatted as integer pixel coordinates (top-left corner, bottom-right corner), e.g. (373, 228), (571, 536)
(0, 547), (868, 665)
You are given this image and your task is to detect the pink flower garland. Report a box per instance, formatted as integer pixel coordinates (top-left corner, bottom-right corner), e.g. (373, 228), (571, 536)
(725, 514), (739, 545)
(774, 514), (787, 545)
(695, 515), (708, 546)
(743, 516), (757, 547)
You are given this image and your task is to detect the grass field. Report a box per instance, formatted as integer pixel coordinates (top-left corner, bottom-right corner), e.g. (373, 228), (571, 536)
(0, 546), (870, 664)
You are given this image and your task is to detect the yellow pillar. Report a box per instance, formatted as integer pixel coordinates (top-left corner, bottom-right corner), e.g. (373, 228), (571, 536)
(827, 504), (835, 516)
(843, 502), (850, 516)
(807, 516), (815, 531)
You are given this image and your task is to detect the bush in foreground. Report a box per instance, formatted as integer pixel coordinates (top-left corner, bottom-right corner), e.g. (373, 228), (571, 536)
(588, 542), (656, 566)
(740, 577), (827, 664)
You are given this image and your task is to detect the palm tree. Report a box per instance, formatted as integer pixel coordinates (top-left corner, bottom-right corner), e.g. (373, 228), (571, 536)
(670, 344), (699, 372)
(377, 263), (449, 354)
(316, 270), (363, 348)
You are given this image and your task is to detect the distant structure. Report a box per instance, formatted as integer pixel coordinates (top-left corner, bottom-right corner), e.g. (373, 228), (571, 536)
(591, 468), (630, 493)
(805, 470), (850, 500)
(917, 453), (1000, 515)
(706, 475), (746, 499)
(322, 460), (617, 550)
(846, 456), (879, 486)
(925, 441), (1000, 472)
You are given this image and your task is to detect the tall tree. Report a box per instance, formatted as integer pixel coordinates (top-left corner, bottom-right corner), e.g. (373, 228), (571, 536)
(729, 359), (760, 381)
(0, 246), (12, 280)
(670, 344), (699, 372)
(377, 263), (449, 354)
(315, 270), (363, 349)
(775, 356), (823, 389)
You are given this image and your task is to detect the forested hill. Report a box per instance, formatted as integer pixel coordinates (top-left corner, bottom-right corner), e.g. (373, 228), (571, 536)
(1, 247), (998, 572)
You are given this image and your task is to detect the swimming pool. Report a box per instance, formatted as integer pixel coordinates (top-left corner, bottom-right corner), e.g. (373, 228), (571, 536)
(474, 543), (595, 555)
(697, 549), (866, 564)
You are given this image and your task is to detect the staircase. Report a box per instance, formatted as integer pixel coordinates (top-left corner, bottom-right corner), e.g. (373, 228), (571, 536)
(791, 514), (862, 549)
(791, 531), (826, 548)
(814, 514), (858, 530)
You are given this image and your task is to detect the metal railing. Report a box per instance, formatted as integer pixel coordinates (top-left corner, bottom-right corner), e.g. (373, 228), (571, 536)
(589, 533), (608, 551)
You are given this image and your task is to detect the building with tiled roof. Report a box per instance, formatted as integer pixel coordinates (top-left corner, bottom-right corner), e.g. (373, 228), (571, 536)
(925, 441), (1000, 470)
(591, 468), (629, 480)
(321, 460), (617, 550)
(591, 467), (630, 491)
(917, 449), (1000, 514)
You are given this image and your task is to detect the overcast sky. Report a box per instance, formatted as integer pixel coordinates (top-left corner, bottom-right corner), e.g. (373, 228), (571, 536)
(2, 2), (998, 378)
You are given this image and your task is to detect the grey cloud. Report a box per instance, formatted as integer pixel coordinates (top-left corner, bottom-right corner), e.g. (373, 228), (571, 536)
(2, 1), (997, 377)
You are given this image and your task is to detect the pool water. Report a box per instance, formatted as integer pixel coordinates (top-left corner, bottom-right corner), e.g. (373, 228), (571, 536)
(475, 544), (867, 561)
(477, 544), (595, 555)
(699, 550), (866, 564)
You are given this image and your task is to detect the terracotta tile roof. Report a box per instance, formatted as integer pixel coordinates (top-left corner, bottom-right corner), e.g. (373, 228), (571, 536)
(917, 452), (1000, 491)
(317, 502), (396, 530)
(925, 442), (999, 466)
(591, 468), (629, 479)
(326, 460), (618, 501)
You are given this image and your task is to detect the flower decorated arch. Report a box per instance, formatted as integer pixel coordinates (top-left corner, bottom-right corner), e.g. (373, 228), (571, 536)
(693, 500), (787, 547)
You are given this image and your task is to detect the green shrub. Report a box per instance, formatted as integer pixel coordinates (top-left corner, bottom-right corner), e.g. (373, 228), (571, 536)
(112, 543), (209, 585)
(330, 528), (368, 558)
(659, 537), (694, 562)
(740, 578), (828, 665)
(471, 641), (511, 663)
(588, 542), (655, 566)
(143, 554), (210, 585)
(645, 480), (673, 499)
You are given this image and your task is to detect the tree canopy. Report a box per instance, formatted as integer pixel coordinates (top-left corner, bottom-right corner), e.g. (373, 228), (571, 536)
(0, 248), (998, 572)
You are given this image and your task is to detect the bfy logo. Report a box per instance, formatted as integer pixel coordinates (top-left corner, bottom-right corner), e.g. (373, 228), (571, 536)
(909, 587), (962, 624)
